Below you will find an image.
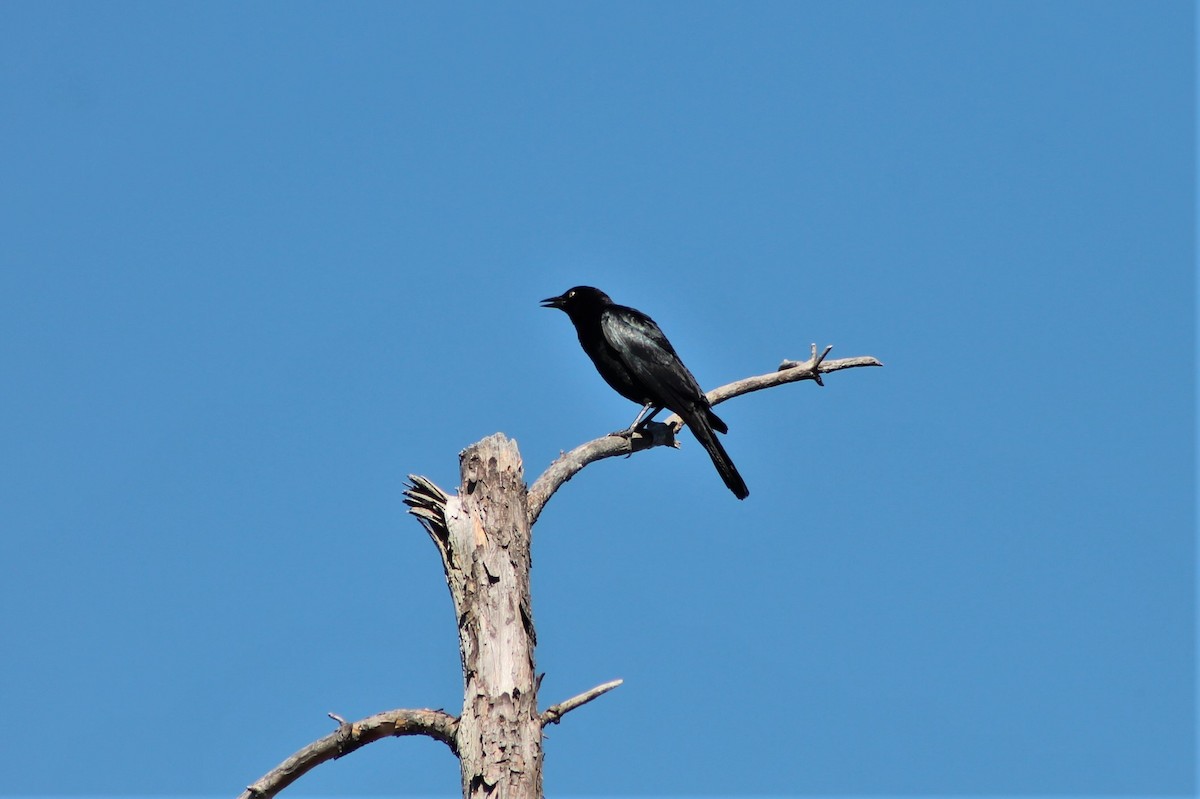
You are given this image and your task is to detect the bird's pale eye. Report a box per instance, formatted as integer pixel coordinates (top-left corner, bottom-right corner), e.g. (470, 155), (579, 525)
(567, 290), (575, 299)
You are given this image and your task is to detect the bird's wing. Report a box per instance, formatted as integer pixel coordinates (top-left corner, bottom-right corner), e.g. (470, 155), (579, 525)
(600, 305), (708, 412)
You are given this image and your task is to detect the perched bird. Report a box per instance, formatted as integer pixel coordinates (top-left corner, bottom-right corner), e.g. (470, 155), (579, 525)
(541, 286), (749, 499)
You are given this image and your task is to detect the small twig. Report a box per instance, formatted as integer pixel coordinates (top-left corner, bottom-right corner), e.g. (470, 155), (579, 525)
(239, 708), (458, 799)
(778, 343), (834, 385)
(540, 679), (624, 726)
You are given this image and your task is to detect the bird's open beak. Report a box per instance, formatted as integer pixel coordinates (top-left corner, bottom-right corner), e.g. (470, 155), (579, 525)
(540, 295), (565, 309)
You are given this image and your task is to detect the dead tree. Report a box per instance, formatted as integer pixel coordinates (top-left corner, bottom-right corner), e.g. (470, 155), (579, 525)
(240, 345), (881, 799)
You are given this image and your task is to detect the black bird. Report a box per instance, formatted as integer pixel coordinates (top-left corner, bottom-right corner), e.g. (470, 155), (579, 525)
(541, 286), (749, 499)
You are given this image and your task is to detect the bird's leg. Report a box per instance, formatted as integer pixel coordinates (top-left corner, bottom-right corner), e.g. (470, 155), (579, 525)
(608, 404), (662, 444)
(628, 403), (662, 432)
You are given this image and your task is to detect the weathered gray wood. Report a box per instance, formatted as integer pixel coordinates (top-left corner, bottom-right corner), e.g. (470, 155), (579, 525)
(446, 433), (541, 799)
(239, 710), (458, 799)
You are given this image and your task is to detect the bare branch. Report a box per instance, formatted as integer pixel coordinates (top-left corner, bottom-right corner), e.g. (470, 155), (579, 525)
(541, 679), (624, 726)
(239, 708), (458, 799)
(527, 345), (881, 523)
(526, 420), (679, 525)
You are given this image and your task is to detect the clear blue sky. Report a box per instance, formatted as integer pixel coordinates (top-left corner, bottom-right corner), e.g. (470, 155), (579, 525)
(0, 1), (1193, 795)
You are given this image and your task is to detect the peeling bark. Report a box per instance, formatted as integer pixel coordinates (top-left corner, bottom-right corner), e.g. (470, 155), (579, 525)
(447, 434), (541, 798)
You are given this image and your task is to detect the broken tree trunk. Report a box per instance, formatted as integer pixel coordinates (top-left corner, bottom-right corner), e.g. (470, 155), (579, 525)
(443, 434), (541, 797)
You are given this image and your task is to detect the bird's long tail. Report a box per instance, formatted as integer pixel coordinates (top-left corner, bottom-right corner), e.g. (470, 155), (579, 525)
(682, 408), (749, 500)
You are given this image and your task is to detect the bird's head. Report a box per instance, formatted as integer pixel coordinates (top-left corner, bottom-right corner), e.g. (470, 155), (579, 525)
(540, 286), (612, 317)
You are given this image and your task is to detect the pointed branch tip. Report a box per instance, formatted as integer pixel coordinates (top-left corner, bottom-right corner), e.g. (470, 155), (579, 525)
(540, 678), (624, 726)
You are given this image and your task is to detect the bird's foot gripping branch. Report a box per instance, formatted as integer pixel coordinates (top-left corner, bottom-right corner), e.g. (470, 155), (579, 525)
(605, 421), (679, 451)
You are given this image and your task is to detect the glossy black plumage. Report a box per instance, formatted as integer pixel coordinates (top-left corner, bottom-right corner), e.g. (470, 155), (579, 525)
(541, 286), (749, 499)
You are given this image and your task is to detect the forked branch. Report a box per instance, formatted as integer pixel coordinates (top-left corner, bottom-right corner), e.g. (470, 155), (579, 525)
(527, 344), (882, 523)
